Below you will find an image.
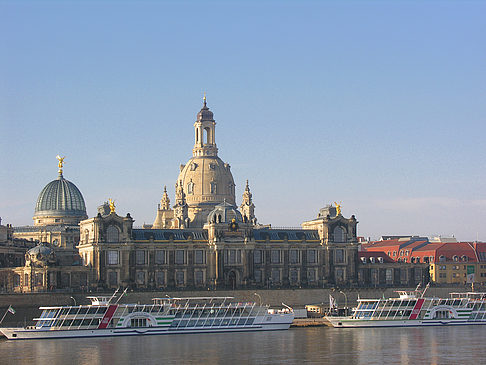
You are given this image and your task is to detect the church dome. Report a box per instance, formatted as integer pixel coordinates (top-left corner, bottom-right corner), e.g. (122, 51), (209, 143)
(33, 167), (87, 226)
(25, 244), (56, 267)
(207, 201), (243, 224)
(177, 156), (236, 224)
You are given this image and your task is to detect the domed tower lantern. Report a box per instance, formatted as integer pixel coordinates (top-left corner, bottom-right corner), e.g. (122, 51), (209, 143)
(193, 94), (218, 157)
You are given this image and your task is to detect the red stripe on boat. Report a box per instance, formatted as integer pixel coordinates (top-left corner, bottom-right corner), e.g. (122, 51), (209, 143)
(409, 298), (425, 320)
(98, 305), (118, 329)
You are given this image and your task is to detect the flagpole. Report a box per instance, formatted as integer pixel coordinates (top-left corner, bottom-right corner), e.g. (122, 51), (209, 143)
(0, 307), (11, 325)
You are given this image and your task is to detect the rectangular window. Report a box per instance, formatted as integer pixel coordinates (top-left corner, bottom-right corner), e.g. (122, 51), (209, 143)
(308, 269), (316, 282)
(271, 250), (281, 264)
(227, 249), (241, 264)
(13, 274), (20, 287)
(336, 268), (345, 283)
(254, 269), (262, 283)
(107, 251), (119, 265)
(195, 270), (204, 285)
(271, 269), (280, 283)
(371, 269), (378, 285)
(335, 249), (344, 264)
(386, 269), (393, 284)
(108, 271), (118, 286)
(155, 250), (166, 265)
(155, 271), (165, 287)
(290, 269), (299, 284)
(289, 250), (299, 264)
(176, 271), (185, 285)
(136, 271), (145, 285)
(136, 250), (145, 265)
(307, 250), (317, 264)
(400, 269), (407, 283)
(175, 250), (185, 264)
(414, 268), (422, 282)
(194, 250), (205, 264)
(253, 250), (262, 264)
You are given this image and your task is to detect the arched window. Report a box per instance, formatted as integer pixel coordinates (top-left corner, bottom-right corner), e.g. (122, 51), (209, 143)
(461, 255), (468, 262)
(210, 181), (217, 194)
(453, 255), (458, 262)
(106, 225), (119, 243)
(333, 226), (346, 243)
(187, 181), (194, 194)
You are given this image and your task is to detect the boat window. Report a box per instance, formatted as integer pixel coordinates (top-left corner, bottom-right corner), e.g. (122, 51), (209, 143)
(170, 320), (180, 327)
(78, 307), (88, 314)
(453, 299), (461, 306)
(72, 319), (82, 327)
(88, 307), (99, 314)
(130, 318), (147, 328)
(63, 319), (73, 327)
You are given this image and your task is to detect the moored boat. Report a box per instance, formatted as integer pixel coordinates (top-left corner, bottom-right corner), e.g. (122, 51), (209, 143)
(0, 290), (294, 340)
(326, 287), (486, 328)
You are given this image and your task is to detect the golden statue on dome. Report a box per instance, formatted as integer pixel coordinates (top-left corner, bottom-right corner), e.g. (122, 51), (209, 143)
(56, 155), (65, 174)
(109, 199), (116, 214)
(334, 201), (342, 216)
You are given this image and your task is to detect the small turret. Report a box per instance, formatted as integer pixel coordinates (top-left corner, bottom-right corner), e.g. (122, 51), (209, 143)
(240, 180), (257, 224)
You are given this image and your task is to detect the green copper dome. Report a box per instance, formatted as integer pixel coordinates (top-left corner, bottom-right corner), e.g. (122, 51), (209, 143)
(34, 173), (87, 218)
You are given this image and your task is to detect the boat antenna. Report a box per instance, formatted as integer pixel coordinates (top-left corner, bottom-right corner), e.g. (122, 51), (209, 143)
(420, 282), (430, 298)
(282, 302), (293, 312)
(107, 287), (120, 304)
(115, 287), (129, 304)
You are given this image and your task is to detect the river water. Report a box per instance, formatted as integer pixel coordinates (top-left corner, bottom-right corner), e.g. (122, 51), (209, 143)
(2, 326), (486, 364)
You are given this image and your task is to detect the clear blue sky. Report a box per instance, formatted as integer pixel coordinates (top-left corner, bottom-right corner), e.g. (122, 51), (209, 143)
(1, 1), (485, 241)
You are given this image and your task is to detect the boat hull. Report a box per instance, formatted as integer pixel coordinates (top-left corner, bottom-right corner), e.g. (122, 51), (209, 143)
(1, 320), (292, 340)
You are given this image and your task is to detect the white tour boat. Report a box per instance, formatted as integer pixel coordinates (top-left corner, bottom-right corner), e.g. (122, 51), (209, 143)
(326, 287), (486, 328)
(0, 291), (294, 340)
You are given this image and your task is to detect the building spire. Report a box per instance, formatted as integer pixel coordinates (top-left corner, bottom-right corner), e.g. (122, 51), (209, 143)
(240, 179), (256, 224)
(160, 185), (171, 210)
(203, 92), (207, 107)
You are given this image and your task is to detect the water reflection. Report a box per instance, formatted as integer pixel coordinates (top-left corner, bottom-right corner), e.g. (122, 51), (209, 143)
(2, 326), (486, 364)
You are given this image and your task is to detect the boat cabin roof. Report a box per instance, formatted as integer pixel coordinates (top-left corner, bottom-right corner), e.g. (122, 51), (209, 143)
(86, 296), (112, 305)
(450, 292), (486, 299)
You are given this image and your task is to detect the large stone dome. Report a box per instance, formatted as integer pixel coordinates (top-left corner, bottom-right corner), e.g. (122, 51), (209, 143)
(34, 172), (87, 226)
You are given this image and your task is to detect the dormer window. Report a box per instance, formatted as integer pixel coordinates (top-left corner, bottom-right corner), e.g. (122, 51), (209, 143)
(453, 255), (458, 262)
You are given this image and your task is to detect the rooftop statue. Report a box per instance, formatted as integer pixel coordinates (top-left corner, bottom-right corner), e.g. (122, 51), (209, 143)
(334, 202), (342, 216)
(56, 155), (65, 173)
(109, 199), (116, 214)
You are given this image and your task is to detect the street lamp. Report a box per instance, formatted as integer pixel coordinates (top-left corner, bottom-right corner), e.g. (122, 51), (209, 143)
(254, 292), (262, 306)
(339, 291), (347, 315)
(70, 296), (76, 306)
